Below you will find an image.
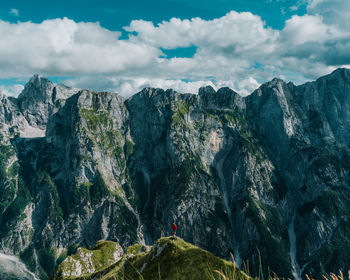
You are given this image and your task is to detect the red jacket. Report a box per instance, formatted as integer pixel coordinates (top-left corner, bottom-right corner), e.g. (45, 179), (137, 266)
(171, 224), (177, 230)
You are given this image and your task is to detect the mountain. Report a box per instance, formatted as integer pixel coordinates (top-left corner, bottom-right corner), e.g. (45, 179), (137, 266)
(52, 237), (248, 280)
(0, 69), (350, 279)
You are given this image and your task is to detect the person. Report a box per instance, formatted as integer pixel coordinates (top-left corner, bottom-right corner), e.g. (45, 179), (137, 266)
(171, 222), (177, 238)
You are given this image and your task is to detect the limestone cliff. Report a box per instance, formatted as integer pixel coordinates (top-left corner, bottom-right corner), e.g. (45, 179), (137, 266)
(0, 70), (349, 279)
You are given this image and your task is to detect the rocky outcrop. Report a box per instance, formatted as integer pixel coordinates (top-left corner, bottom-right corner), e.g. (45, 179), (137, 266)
(0, 69), (350, 280)
(54, 240), (123, 278)
(245, 69), (350, 278)
(18, 74), (77, 131)
(53, 237), (247, 280)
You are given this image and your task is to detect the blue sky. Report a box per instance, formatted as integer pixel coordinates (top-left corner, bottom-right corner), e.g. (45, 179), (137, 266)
(0, 0), (349, 96)
(1, 0), (306, 29)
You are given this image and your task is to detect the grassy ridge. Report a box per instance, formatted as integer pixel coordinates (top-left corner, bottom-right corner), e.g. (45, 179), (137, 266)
(53, 237), (250, 280)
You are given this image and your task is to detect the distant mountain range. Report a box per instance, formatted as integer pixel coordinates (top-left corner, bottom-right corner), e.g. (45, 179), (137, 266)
(0, 69), (349, 279)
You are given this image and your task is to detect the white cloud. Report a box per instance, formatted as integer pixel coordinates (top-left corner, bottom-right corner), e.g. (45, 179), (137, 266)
(278, 10), (350, 70)
(9, 8), (19, 17)
(0, 84), (24, 97)
(125, 11), (278, 54)
(65, 75), (217, 97)
(281, 14), (344, 45)
(0, 18), (160, 77)
(289, 0), (308, 11)
(0, 4), (349, 97)
(121, 8), (350, 88)
(236, 77), (261, 96)
(65, 74), (261, 98)
(307, 0), (350, 30)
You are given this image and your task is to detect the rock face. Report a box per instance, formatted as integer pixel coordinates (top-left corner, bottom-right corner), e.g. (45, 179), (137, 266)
(54, 240), (124, 278)
(18, 74), (77, 131)
(0, 70), (350, 279)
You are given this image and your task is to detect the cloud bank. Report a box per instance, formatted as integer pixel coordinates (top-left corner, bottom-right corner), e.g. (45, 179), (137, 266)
(0, 0), (349, 97)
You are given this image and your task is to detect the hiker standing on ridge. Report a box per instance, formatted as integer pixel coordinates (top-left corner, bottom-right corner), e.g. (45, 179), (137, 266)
(171, 222), (177, 238)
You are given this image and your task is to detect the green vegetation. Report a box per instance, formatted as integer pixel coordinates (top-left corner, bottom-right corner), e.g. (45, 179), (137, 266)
(38, 246), (57, 276)
(79, 106), (124, 156)
(173, 152), (205, 199)
(172, 100), (194, 125)
(78, 94), (129, 187)
(0, 143), (17, 213)
(110, 199), (139, 243)
(7, 161), (19, 178)
(318, 221), (350, 276)
(114, 146), (126, 169)
(316, 190), (350, 218)
(56, 240), (122, 279)
(239, 195), (291, 278)
(80, 108), (111, 131)
(202, 107), (263, 158)
(57, 249), (69, 266)
(37, 171), (64, 223)
(298, 189), (350, 219)
(204, 108), (247, 129)
(74, 173), (110, 205)
(74, 182), (92, 201)
(124, 139), (134, 158)
(0, 175), (31, 234)
(124, 237), (248, 280)
(90, 241), (122, 268)
(20, 244), (37, 272)
(54, 237), (250, 280)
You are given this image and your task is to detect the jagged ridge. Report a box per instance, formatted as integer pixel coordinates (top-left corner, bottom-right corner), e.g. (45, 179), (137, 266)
(0, 69), (350, 280)
(53, 237), (249, 280)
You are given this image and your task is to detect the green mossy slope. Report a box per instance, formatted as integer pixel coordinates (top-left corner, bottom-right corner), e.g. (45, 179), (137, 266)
(54, 237), (250, 280)
(54, 240), (123, 280)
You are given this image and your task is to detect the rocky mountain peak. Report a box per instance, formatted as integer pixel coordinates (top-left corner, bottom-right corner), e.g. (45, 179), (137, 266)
(327, 67), (350, 80)
(299, 68), (350, 98)
(216, 86), (236, 95)
(247, 76), (293, 104)
(198, 85), (216, 96)
(1, 69), (350, 280)
(53, 237), (247, 280)
(128, 87), (186, 111)
(261, 77), (288, 90)
(28, 73), (49, 86)
(14, 75), (78, 131)
(18, 74), (55, 102)
(138, 87), (165, 97)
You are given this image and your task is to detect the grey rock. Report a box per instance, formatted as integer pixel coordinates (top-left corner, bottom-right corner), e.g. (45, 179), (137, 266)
(1, 69), (350, 280)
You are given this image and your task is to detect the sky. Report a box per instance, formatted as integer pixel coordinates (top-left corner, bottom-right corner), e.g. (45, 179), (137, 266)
(0, 0), (349, 97)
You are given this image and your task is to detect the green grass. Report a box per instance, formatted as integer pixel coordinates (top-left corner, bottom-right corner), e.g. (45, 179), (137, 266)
(125, 237), (248, 280)
(172, 100), (193, 125)
(80, 108), (111, 131)
(54, 237), (250, 280)
(79, 105), (124, 156)
(124, 139), (134, 158)
(53, 234), (350, 280)
(54, 241), (123, 280)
